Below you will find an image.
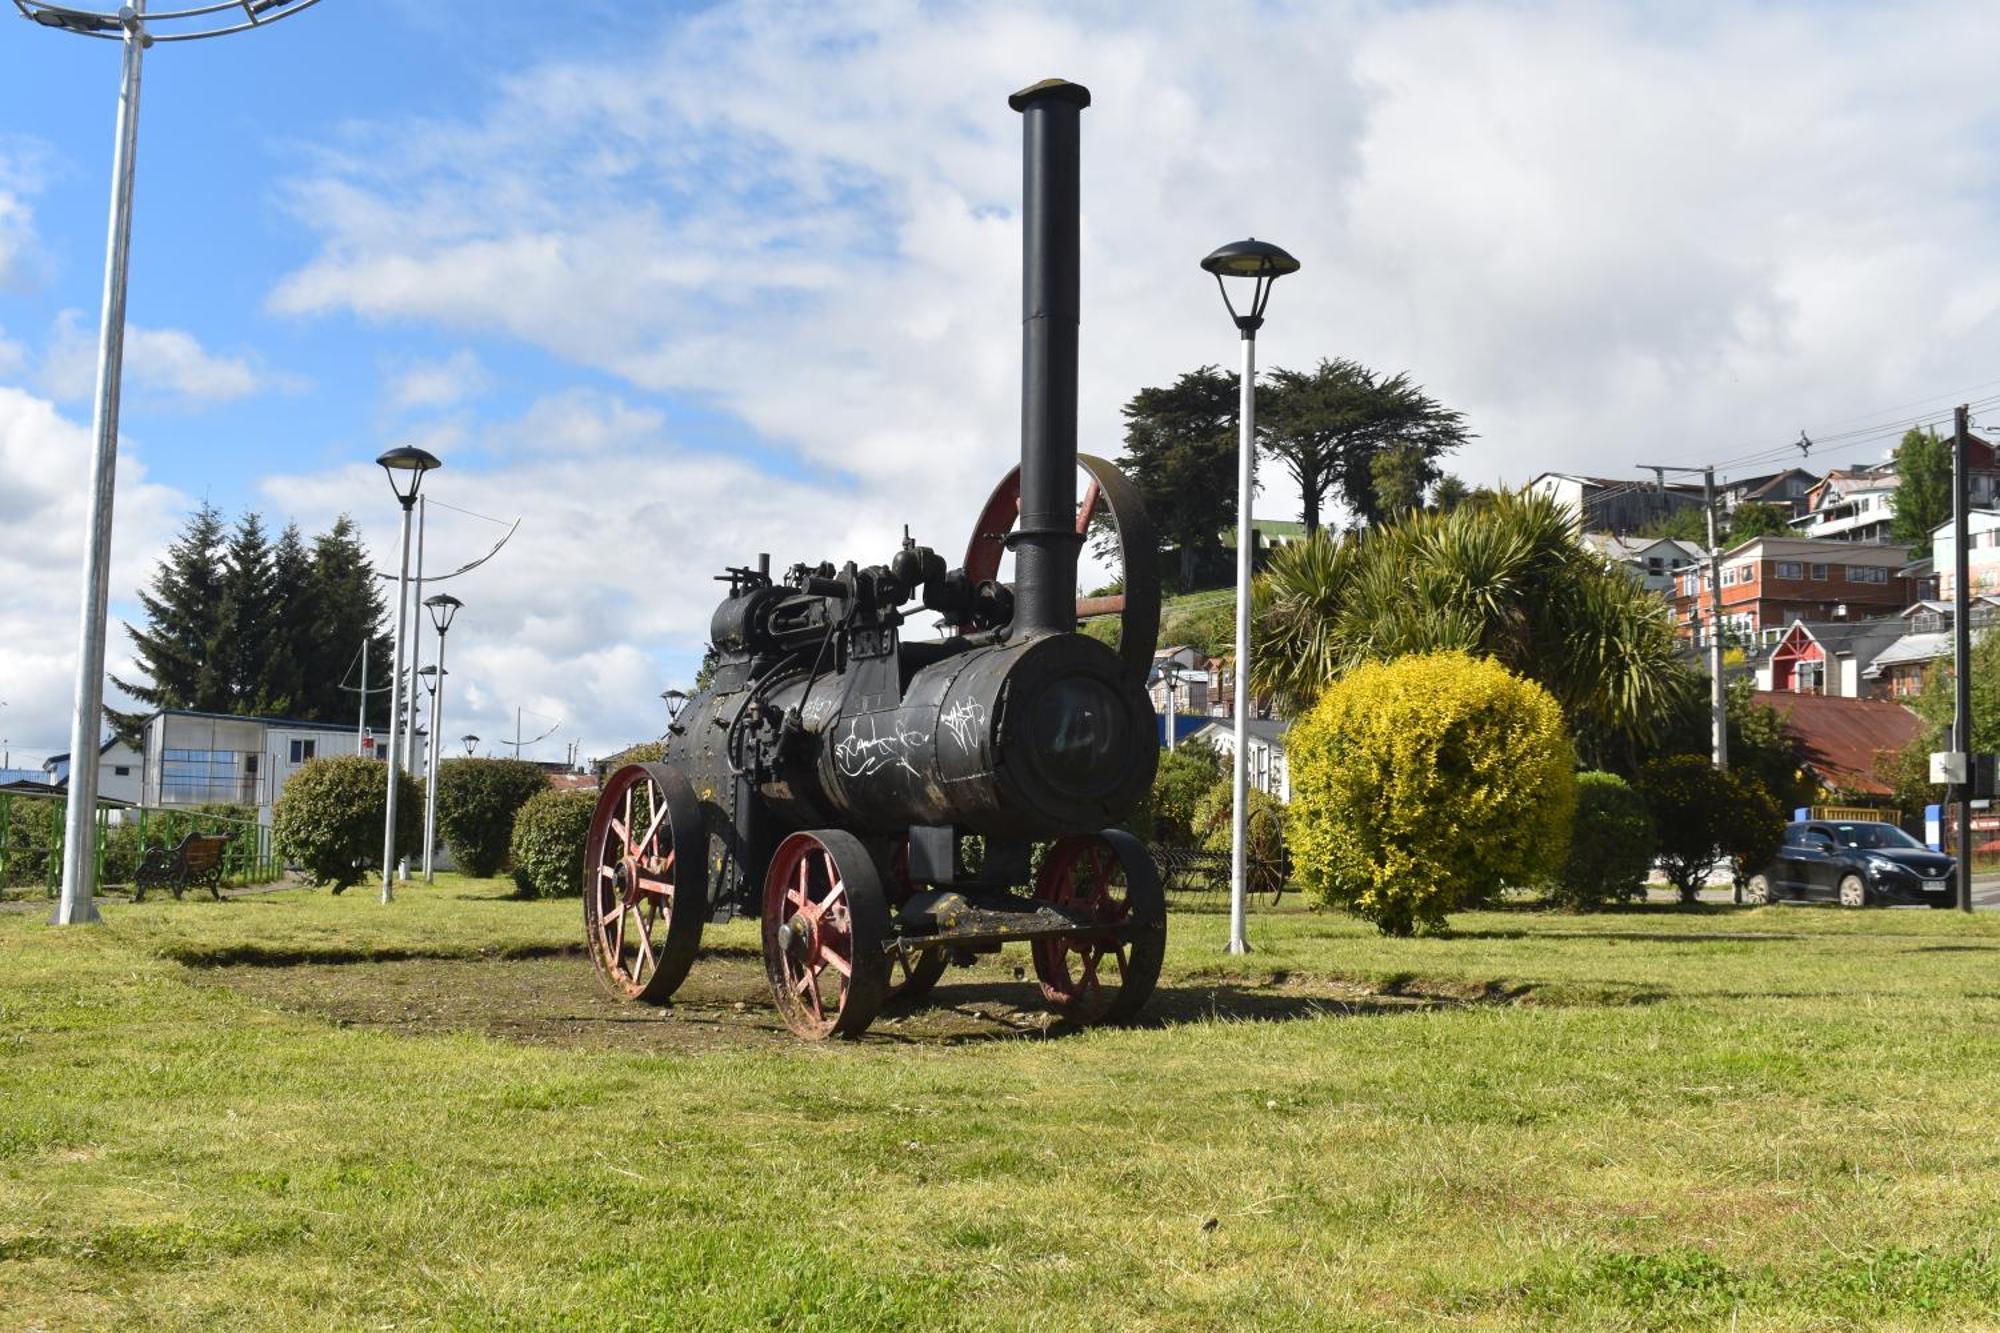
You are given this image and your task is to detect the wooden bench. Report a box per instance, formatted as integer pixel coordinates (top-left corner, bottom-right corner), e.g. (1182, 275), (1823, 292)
(133, 832), (232, 902)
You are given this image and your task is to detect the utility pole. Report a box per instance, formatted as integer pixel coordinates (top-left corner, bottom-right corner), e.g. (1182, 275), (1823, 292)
(1704, 466), (1728, 773)
(1954, 404), (1974, 913)
(1637, 463), (1729, 771)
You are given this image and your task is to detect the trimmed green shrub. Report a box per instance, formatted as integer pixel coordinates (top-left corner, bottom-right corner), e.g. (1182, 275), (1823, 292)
(1289, 650), (1576, 936)
(1638, 756), (1782, 903)
(510, 788), (595, 899)
(1149, 744), (1224, 848)
(273, 755), (421, 892)
(435, 758), (551, 877)
(1549, 771), (1655, 911)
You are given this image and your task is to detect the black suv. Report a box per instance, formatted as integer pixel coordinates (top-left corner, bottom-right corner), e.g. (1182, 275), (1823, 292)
(1747, 821), (1957, 908)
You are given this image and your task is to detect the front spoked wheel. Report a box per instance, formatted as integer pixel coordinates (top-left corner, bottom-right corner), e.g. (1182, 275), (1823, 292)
(583, 763), (707, 1002)
(762, 830), (892, 1040)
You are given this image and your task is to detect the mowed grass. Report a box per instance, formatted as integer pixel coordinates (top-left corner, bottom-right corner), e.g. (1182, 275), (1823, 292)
(7, 882), (2000, 1329)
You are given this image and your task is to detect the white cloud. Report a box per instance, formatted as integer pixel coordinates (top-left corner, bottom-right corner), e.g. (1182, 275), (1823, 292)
(43, 310), (302, 407)
(247, 0), (2000, 753)
(0, 386), (193, 757)
(0, 142), (47, 293)
(386, 348), (491, 411)
(258, 389), (903, 761)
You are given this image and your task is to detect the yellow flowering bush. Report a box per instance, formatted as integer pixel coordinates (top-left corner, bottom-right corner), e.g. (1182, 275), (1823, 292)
(1289, 651), (1576, 935)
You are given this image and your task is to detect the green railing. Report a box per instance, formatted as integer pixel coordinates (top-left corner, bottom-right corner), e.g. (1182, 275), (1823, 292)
(0, 790), (281, 897)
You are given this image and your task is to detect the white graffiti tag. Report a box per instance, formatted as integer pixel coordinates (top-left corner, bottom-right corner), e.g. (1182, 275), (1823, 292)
(940, 698), (987, 751)
(834, 718), (926, 779)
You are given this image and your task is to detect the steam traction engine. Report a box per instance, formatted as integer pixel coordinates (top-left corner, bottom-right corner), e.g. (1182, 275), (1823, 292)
(583, 79), (1165, 1040)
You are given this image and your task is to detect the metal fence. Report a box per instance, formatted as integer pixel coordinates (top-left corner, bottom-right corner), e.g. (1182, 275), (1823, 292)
(0, 789), (280, 896)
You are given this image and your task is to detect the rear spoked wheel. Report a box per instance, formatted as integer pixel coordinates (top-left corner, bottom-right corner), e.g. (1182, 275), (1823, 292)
(1031, 829), (1166, 1026)
(583, 763), (707, 1003)
(763, 830), (892, 1040)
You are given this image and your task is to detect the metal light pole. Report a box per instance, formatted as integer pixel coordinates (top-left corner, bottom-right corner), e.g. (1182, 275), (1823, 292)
(1202, 238), (1300, 956)
(376, 446), (441, 903)
(421, 593), (461, 882)
(1954, 404), (1974, 914)
(26, 0), (323, 926)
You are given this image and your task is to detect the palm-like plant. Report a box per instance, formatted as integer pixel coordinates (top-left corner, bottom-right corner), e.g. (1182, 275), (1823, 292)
(1250, 489), (1696, 764)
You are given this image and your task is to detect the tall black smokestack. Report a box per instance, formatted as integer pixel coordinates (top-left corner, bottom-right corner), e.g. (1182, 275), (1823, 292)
(1008, 78), (1089, 637)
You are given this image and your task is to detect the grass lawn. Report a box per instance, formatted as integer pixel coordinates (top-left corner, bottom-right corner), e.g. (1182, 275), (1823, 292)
(7, 879), (2000, 1329)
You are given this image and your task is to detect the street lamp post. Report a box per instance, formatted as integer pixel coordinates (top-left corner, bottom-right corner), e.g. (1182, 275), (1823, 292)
(661, 687), (688, 734)
(461, 734), (480, 757)
(26, 0), (322, 926)
(1201, 237), (1299, 957)
(376, 445), (441, 903)
(421, 593), (461, 882)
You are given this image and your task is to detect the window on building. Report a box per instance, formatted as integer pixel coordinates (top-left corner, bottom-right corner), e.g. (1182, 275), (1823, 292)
(1776, 560), (1804, 579)
(1810, 563), (1828, 580)
(113, 766), (130, 777)
(289, 738), (317, 764)
(1845, 565), (1888, 584)
(160, 748), (242, 803)
(1797, 661), (1824, 695)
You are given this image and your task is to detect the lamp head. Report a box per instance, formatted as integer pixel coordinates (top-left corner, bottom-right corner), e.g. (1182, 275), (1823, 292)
(461, 734), (480, 756)
(1199, 237), (1300, 336)
(424, 592), (463, 634)
(375, 445), (442, 506)
(660, 687), (689, 722)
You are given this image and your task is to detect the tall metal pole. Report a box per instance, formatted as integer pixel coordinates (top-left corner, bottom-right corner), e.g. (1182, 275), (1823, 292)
(380, 500), (415, 904)
(423, 636), (446, 882)
(1165, 670), (1178, 752)
(405, 495), (426, 779)
(54, 4), (146, 927)
(1228, 332), (1257, 956)
(1704, 466), (1728, 772)
(1954, 404), (1974, 913)
(356, 638), (368, 755)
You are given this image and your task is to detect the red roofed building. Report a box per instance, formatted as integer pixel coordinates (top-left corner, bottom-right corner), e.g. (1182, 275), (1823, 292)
(1752, 690), (1922, 798)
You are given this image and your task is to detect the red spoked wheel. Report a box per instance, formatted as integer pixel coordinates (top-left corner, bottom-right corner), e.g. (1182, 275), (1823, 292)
(1031, 829), (1166, 1025)
(762, 830), (892, 1040)
(583, 763), (707, 1003)
(884, 837), (949, 1004)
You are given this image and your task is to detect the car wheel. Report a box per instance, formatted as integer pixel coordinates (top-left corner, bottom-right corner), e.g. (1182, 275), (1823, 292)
(1838, 874), (1867, 908)
(1745, 873), (1772, 905)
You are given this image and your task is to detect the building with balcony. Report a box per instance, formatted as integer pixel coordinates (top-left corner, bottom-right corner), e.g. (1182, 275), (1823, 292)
(1668, 537), (1913, 645)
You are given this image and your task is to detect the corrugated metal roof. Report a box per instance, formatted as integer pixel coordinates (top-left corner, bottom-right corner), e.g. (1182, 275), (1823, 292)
(1753, 691), (1922, 797)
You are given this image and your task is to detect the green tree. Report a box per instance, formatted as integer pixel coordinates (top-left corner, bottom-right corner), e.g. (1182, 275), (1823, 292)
(1117, 366), (1239, 589)
(110, 502), (230, 737)
(216, 512), (275, 710)
(1891, 426), (1951, 557)
(254, 522), (316, 716)
(272, 755), (421, 892)
(1637, 756), (1782, 903)
(1432, 474), (1470, 512)
(304, 516), (392, 725)
(1259, 357), (1469, 532)
(1289, 651), (1574, 936)
(1251, 490), (1696, 764)
(1370, 442), (1430, 517)
(1639, 505), (1711, 543)
(1147, 745), (1223, 848)
(510, 788), (596, 899)
(1728, 501), (1792, 542)
(1548, 771), (1655, 911)
(436, 758), (552, 877)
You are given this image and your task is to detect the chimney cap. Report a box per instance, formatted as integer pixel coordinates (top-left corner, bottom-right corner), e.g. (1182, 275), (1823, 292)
(1010, 78), (1091, 112)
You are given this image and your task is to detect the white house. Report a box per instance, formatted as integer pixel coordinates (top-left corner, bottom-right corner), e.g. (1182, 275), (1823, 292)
(1931, 509), (2000, 600)
(138, 709), (392, 812)
(42, 736), (145, 806)
(1184, 718), (1291, 803)
(1581, 532), (1706, 595)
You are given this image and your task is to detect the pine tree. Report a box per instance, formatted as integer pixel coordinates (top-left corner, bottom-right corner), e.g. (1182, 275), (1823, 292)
(109, 502), (229, 737)
(306, 516), (392, 726)
(254, 522), (316, 716)
(216, 512), (275, 709)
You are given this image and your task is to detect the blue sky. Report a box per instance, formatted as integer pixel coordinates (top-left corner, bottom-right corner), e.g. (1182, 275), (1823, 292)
(5, 0), (2000, 762)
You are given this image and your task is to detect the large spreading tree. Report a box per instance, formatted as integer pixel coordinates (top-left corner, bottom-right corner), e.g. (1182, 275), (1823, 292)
(110, 506), (392, 739)
(1259, 357), (1470, 533)
(1116, 366), (1241, 590)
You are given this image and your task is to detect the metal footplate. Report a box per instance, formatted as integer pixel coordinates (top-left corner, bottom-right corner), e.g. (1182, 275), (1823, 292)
(894, 888), (1116, 948)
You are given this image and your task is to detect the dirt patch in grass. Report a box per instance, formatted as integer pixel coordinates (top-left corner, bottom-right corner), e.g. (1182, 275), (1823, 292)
(188, 945), (1480, 1052)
